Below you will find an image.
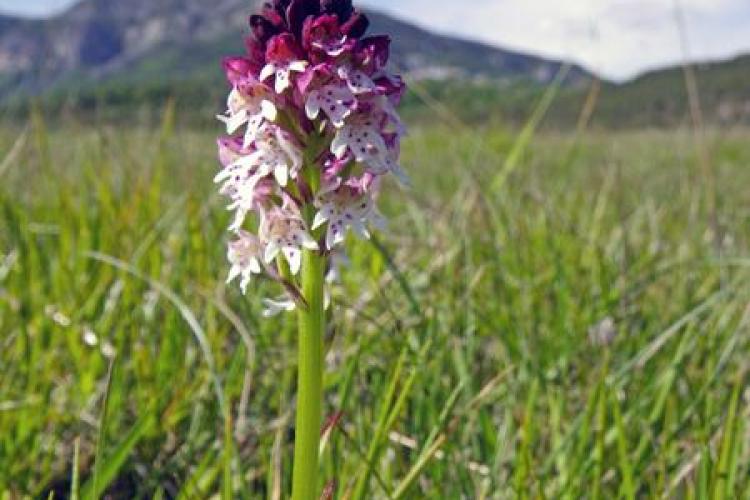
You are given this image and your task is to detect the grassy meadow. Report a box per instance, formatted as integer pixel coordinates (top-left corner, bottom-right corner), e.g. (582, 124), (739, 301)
(2, 102), (750, 498)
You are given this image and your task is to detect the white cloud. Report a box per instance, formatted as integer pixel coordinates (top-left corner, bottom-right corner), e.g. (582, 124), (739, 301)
(367, 0), (750, 80)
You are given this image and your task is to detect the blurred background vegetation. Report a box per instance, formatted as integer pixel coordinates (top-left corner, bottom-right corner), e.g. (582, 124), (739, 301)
(3, 0), (750, 498)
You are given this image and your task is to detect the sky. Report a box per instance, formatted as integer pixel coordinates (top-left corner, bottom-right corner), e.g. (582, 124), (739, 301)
(1, 0), (750, 80)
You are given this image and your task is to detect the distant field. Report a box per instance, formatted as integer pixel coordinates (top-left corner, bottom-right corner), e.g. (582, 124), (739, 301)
(2, 112), (750, 497)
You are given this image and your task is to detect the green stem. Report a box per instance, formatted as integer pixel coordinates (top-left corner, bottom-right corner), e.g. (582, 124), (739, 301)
(291, 248), (326, 500)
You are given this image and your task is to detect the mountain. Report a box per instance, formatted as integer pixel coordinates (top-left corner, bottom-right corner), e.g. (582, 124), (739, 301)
(0, 0), (590, 101)
(5, 0), (746, 128)
(591, 54), (750, 127)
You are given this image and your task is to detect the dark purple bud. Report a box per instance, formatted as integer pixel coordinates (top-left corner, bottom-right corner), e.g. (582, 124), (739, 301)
(375, 74), (405, 98)
(302, 14), (340, 50)
(320, 0), (354, 21)
(356, 35), (390, 71)
(266, 33), (305, 63)
(244, 37), (267, 67)
(286, 0), (321, 38)
(222, 56), (258, 86)
(249, 15), (279, 44)
(262, 3), (287, 28)
(341, 12), (369, 38)
(273, 0), (292, 15)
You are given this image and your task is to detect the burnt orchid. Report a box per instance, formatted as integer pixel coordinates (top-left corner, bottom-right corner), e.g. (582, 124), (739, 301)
(215, 1), (406, 498)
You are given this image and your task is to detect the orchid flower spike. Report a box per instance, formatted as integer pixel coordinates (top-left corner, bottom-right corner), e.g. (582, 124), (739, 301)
(216, 0), (407, 305)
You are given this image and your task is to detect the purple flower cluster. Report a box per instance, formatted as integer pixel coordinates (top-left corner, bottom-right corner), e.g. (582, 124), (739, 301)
(216, 0), (406, 297)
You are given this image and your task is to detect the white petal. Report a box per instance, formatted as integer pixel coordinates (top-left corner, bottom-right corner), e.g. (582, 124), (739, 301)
(312, 209), (329, 230)
(327, 220), (345, 249)
(274, 165), (288, 186)
(262, 298), (296, 317)
(264, 242), (280, 263)
(243, 115), (265, 147)
(301, 234), (319, 250)
(227, 265), (241, 284)
(289, 60), (308, 72)
(249, 257), (262, 274)
(219, 110), (248, 134)
(332, 229), (345, 247)
(230, 153), (258, 169)
(214, 168), (231, 184)
(229, 210), (247, 232)
(352, 220), (370, 240)
(240, 275), (251, 294)
(276, 132), (303, 174)
(283, 247), (302, 275)
(346, 69), (376, 94)
(325, 227), (337, 250)
(260, 64), (275, 82)
(261, 100), (278, 121)
(305, 92), (321, 120)
(330, 131), (349, 159)
(275, 69), (290, 94)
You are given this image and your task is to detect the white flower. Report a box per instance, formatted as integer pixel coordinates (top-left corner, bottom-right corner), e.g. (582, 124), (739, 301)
(262, 291), (331, 316)
(312, 181), (385, 250)
(222, 179), (274, 233)
(260, 60), (308, 94)
(217, 87), (277, 144)
(255, 125), (304, 186)
(262, 296), (298, 317)
(338, 66), (376, 95)
(227, 231), (264, 294)
(331, 114), (387, 166)
(218, 124), (302, 191)
(305, 83), (356, 128)
(215, 158), (276, 232)
(260, 209), (319, 274)
(330, 104), (409, 184)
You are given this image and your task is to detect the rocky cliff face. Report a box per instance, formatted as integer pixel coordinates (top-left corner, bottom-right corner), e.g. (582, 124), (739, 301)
(0, 0), (250, 90)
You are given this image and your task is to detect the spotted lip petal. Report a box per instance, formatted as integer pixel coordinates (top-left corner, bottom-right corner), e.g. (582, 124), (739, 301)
(338, 66), (376, 94)
(227, 231), (265, 294)
(260, 208), (319, 274)
(217, 87), (277, 143)
(305, 83), (355, 128)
